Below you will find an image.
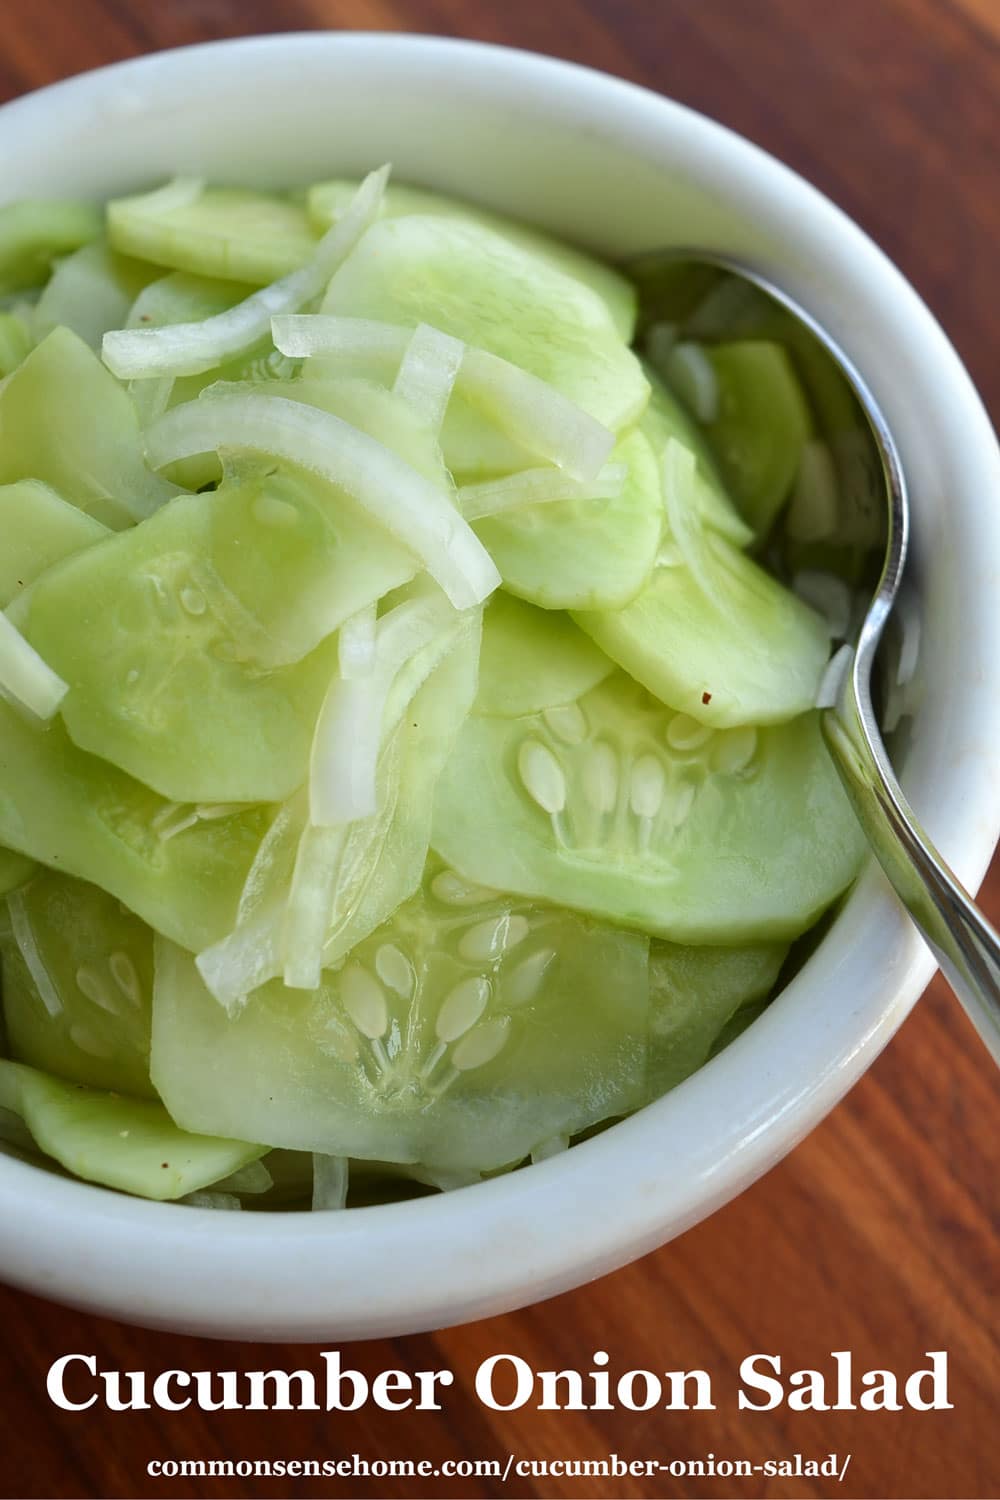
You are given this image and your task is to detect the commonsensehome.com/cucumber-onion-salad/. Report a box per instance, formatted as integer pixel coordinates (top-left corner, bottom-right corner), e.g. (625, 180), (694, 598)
(0, 167), (868, 1211)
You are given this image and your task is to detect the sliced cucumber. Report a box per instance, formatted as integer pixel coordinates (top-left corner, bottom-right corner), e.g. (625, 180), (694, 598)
(0, 1058), (264, 1201)
(476, 592), (613, 718)
(432, 672), (865, 944)
(573, 444), (830, 727)
(2, 871), (154, 1097)
(108, 180), (318, 284)
(473, 427), (662, 611)
(307, 177), (636, 340)
(647, 939), (786, 1097)
(0, 698), (268, 953)
(692, 341), (812, 537)
(23, 456), (416, 802)
(0, 327), (174, 528)
(640, 362), (752, 548)
(0, 480), (109, 607)
(23, 506), (340, 804)
(34, 239), (156, 350)
(126, 268), (249, 328)
(321, 215), (649, 439)
(152, 864), (648, 1172)
(0, 199), (103, 295)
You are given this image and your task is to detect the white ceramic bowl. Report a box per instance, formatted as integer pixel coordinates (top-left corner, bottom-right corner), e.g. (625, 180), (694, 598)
(1, 33), (998, 1342)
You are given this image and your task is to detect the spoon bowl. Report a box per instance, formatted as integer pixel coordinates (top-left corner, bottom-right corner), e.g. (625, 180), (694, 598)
(629, 250), (1000, 1060)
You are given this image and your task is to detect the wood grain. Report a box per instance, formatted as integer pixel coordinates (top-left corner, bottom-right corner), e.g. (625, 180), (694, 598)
(0, 3), (997, 1498)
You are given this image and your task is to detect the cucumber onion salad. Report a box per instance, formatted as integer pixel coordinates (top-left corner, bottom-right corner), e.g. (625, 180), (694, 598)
(0, 168), (867, 1210)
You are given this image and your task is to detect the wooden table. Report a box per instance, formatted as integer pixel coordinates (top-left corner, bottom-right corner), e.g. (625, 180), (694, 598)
(1, 2), (997, 1497)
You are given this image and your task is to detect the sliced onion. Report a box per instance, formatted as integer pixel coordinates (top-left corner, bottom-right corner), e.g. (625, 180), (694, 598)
(8, 892), (62, 1017)
(286, 732), (405, 991)
(271, 314), (407, 362)
(0, 612), (68, 721)
(310, 593), (457, 826)
(458, 462), (626, 521)
(665, 341), (719, 423)
(338, 602), (377, 679)
(393, 322), (464, 435)
(312, 1154), (349, 1211)
(101, 166), (389, 381)
(282, 823), (350, 990)
(792, 569), (851, 639)
(145, 393), (500, 609)
(660, 438), (717, 606)
(271, 314), (616, 482)
(195, 909), (281, 1014)
(182, 1191), (243, 1211)
(214, 1159), (273, 1194)
(815, 641), (854, 710)
(195, 797), (304, 1012)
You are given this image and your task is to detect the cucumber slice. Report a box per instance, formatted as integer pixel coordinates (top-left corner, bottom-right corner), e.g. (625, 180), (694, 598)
(108, 180), (318, 284)
(307, 178), (637, 341)
(0, 199), (103, 295)
(1, 871), (154, 1097)
(0, 849), (35, 897)
(23, 454), (417, 802)
(0, 327), (175, 528)
(432, 672), (866, 944)
(0, 698), (268, 953)
(640, 362), (752, 548)
(647, 939), (786, 1097)
(152, 866), (649, 1172)
(472, 427), (662, 611)
(573, 446), (830, 727)
(34, 239), (156, 350)
(692, 341), (812, 537)
(321, 215), (649, 439)
(0, 1059), (264, 1201)
(0, 481), (110, 607)
(126, 268), (249, 328)
(476, 592), (613, 717)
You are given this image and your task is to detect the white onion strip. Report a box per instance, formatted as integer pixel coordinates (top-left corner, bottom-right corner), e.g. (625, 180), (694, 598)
(312, 1154), (349, 1211)
(393, 322), (464, 435)
(271, 315), (615, 482)
(145, 393), (500, 609)
(661, 438), (717, 608)
(8, 892), (63, 1017)
(195, 797), (304, 1013)
(102, 166), (390, 380)
(458, 462), (626, 521)
(0, 612), (69, 722)
(665, 341), (719, 423)
(338, 602), (377, 679)
(310, 593), (457, 826)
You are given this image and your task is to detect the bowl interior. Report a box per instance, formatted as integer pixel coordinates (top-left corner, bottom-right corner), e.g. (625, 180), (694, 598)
(0, 33), (998, 1340)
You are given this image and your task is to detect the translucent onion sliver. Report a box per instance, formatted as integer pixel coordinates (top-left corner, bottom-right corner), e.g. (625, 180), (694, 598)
(101, 166), (390, 380)
(144, 392), (500, 609)
(271, 314), (615, 482)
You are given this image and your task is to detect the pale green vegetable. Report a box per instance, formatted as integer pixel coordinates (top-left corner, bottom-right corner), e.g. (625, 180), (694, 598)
(0, 1058), (264, 1200)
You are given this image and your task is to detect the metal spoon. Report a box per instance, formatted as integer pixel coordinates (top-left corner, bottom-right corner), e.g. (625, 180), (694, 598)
(628, 251), (1000, 1061)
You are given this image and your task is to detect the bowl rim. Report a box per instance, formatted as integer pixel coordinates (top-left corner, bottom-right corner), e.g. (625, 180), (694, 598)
(0, 30), (998, 1342)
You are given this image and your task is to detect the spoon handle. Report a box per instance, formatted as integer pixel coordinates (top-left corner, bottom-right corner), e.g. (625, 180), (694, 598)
(822, 699), (1000, 1063)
